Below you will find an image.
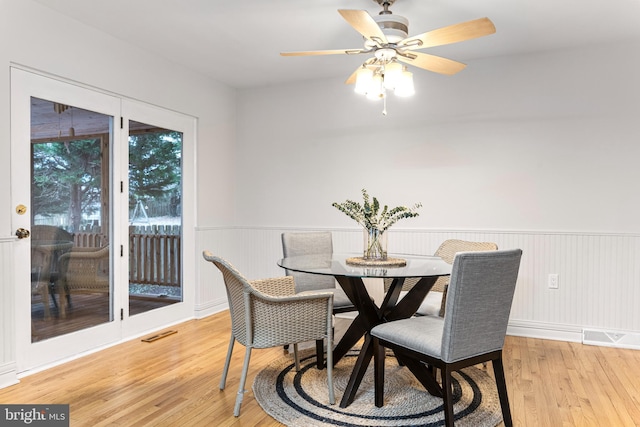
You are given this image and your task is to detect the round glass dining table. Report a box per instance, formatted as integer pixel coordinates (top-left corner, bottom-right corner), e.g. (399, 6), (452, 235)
(278, 252), (452, 408)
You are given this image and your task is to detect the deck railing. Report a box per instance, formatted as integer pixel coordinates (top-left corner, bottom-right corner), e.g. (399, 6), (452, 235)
(129, 225), (181, 287)
(73, 225), (181, 287)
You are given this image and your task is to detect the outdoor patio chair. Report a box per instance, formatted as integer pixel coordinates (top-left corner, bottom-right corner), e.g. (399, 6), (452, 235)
(31, 225), (75, 313)
(30, 262), (51, 319)
(384, 239), (498, 317)
(372, 249), (522, 427)
(203, 251), (335, 416)
(57, 245), (110, 317)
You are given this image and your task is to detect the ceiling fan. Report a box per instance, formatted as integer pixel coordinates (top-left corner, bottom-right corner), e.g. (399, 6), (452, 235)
(281, 0), (496, 105)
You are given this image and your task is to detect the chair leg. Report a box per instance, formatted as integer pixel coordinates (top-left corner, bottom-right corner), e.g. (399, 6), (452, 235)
(219, 335), (235, 390)
(326, 335), (335, 405)
(373, 337), (385, 408)
(442, 368), (455, 427)
(57, 285), (67, 318)
(316, 339), (325, 369)
(293, 343), (301, 371)
(234, 346), (252, 417)
(49, 281), (59, 310)
(41, 286), (50, 319)
(492, 357), (513, 427)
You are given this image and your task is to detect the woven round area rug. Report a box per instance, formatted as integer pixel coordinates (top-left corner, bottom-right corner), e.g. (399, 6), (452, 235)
(253, 350), (502, 427)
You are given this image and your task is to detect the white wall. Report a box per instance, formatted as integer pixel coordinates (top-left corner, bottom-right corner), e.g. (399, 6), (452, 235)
(0, 0), (236, 386)
(223, 38), (640, 342)
(0, 0), (238, 233)
(235, 40), (640, 233)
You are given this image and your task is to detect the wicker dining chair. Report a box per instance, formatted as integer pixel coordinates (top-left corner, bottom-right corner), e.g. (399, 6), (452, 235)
(384, 239), (498, 317)
(372, 249), (523, 427)
(202, 251), (335, 416)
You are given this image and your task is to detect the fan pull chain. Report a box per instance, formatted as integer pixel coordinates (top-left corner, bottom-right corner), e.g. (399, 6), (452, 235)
(382, 95), (387, 116)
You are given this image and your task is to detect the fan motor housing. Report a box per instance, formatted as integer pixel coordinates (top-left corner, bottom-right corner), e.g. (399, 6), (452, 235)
(374, 14), (408, 43)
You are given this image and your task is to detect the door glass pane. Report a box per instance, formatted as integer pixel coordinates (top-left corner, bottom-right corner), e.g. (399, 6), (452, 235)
(30, 97), (112, 342)
(128, 120), (182, 315)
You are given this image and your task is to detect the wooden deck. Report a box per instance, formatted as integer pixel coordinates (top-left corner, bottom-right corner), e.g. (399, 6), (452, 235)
(31, 293), (178, 342)
(5, 310), (640, 426)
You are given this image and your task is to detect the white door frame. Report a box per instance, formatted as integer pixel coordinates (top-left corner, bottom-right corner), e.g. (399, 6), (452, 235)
(11, 67), (196, 373)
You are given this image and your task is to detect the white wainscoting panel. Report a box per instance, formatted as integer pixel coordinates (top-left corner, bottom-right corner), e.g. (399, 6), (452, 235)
(196, 227), (640, 344)
(0, 237), (18, 388)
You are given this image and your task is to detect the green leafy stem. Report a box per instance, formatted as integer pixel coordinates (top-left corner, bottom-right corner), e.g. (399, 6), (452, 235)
(332, 189), (422, 233)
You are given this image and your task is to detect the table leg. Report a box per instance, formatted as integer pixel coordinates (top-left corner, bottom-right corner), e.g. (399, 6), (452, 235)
(385, 276), (437, 321)
(333, 314), (366, 364)
(332, 275), (380, 359)
(395, 353), (443, 397)
(332, 274), (443, 407)
(334, 276), (406, 407)
(340, 334), (374, 408)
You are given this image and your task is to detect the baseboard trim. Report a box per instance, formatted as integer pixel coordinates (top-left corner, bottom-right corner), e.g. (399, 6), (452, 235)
(507, 319), (583, 343)
(194, 299), (228, 319)
(0, 362), (19, 389)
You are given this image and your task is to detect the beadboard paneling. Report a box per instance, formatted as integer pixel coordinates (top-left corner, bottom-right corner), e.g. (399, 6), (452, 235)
(0, 238), (18, 388)
(197, 227), (640, 340)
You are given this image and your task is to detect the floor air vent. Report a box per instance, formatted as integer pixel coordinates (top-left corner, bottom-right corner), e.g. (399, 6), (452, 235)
(582, 329), (640, 350)
(141, 330), (177, 343)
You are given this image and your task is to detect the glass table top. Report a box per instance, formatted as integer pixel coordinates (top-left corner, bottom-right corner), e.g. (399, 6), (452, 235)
(278, 253), (452, 279)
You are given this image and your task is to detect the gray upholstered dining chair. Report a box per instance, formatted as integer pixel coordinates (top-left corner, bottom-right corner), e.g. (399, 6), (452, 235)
(202, 251), (335, 416)
(384, 239), (498, 317)
(372, 249), (522, 427)
(281, 231), (354, 313)
(281, 232), (356, 367)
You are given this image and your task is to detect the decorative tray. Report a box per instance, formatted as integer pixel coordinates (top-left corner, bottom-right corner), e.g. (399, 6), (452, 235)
(345, 257), (407, 267)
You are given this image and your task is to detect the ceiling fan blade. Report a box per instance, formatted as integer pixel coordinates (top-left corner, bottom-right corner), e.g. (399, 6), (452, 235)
(397, 52), (467, 75)
(338, 9), (388, 45)
(345, 68), (359, 85)
(281, 48), (366, 56)
(399, 17), (496, 50)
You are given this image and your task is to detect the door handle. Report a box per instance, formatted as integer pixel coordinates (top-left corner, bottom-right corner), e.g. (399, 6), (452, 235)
(15, 228), (30, 239)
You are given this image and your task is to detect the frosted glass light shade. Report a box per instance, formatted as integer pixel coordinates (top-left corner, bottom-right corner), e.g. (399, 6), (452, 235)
(366, 74), (385, 100)
(383, 61), (403, 90)
(394, 69), (415, 97)
(354, 67), (374, 95)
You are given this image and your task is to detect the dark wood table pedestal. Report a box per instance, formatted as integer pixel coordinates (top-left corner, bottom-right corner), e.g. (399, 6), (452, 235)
(334, 275), (443, 408)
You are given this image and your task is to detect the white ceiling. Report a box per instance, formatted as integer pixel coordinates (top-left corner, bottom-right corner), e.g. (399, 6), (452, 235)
(32, 0), (640, 89)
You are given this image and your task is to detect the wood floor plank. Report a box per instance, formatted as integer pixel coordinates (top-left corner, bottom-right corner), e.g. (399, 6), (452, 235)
(2, 312), (640, 426)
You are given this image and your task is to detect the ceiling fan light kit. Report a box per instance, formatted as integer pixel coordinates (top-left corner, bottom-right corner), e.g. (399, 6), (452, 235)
(281, 0), (496, 114)
(354, 61), (414, 99)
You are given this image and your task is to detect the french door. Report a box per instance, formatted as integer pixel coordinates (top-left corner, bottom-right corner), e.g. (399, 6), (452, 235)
(11, 68), (194, 372)
(120, 100), (195, 337)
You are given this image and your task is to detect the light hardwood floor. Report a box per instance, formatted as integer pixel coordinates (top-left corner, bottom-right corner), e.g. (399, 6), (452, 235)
(2, 310), (640, 426)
